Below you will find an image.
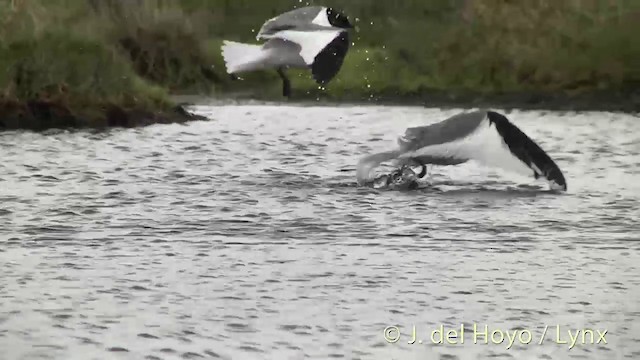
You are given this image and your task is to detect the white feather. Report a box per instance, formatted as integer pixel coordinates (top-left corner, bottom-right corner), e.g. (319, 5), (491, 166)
(311, 8), (332, 27)
(220, 40), (266, 74)
(220, 39), (308, 74)
(272, 30), (342, 65)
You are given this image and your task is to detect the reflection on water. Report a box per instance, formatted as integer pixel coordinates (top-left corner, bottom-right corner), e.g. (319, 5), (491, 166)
(1, 103), (639, 360)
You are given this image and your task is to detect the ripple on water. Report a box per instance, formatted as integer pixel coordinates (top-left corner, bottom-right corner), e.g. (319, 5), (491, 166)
(0, 105), (639, 360)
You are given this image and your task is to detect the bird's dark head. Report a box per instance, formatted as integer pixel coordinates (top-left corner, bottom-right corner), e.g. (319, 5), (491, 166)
(326, 7), (354, 29)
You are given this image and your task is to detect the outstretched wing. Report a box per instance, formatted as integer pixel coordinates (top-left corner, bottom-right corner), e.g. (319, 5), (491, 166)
(485, 111), (567, 191)
(396, 110), (567, 190)
(396, 111), (485, 165)
(267, 29), (344, 65)
(256, 6), (348, 68)
(256, 6), (329, 40)
(311, 31), (349, 84)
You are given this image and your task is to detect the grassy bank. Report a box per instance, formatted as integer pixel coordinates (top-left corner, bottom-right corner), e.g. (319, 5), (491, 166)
(206, 0), (640, 109)
(1, 0), (639, 130)
(0, 0), (208, 130)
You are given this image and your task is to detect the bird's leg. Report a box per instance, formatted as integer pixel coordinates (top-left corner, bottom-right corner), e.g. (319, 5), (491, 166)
(416, 164), (427, 178)
(277, 67), (291, 98)
(396, 159), (425, 177)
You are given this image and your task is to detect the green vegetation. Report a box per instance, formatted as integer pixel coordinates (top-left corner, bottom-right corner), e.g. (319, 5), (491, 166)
(1, 0), (638, 129)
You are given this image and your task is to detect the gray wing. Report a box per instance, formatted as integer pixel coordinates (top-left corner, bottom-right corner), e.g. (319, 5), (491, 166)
(358, 110), (568, 190)
(398, 110), (487, 151)
(356, 111), (485, 184)
(260, 38), (307, 68)
(395, 110), (487, 165)
(257, 6), (328, 39)
(396, 110), (568, 190)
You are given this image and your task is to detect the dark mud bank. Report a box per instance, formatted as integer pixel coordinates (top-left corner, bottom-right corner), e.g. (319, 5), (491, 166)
(0, 99), (206, 131)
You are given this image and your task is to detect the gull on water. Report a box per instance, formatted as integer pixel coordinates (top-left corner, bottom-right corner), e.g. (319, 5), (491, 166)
(221, 6), (354, 98)
(357, 110), (568, 191)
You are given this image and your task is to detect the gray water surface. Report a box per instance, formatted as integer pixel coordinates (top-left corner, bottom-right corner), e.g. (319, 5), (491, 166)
(1, 103), (639, 360)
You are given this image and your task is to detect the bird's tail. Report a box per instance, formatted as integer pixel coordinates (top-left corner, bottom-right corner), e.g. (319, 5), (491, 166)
(221, 40), (267, 74)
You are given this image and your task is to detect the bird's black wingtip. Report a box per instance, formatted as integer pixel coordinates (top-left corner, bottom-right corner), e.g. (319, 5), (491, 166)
(486, 110), (568, 193)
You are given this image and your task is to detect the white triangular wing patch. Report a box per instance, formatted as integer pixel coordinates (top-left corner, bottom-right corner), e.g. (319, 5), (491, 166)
(311, 8), (331, 27)
(269, 30), (341, 65)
